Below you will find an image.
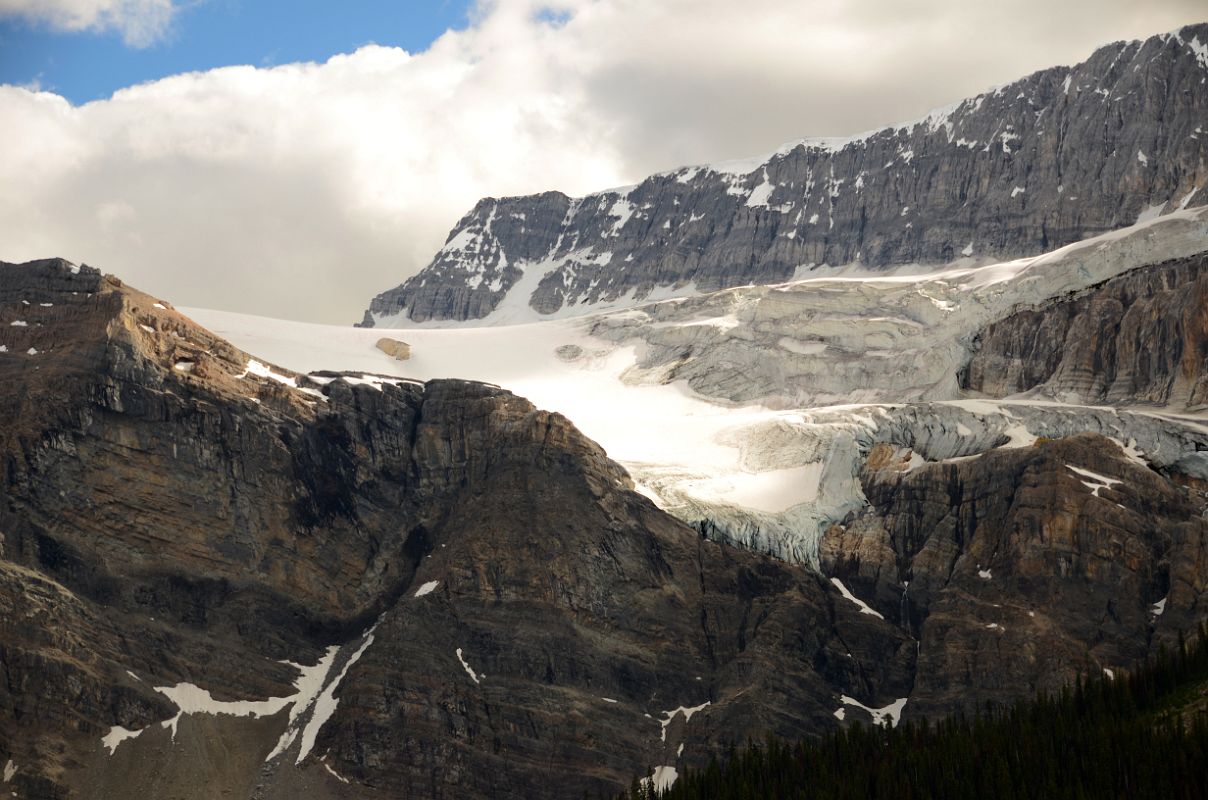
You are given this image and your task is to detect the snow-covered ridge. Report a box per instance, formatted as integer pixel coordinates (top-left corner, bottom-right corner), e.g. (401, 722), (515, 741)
(364, 24), (1207, 329)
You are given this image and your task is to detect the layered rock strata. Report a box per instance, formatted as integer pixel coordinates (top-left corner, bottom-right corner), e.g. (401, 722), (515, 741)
(362, 25), (1208, 325)
(5, 258), (1208, 798)
(822, 433), (1207, 716)
(0, 260), (914, 799)
(962, 252), (1208, 407)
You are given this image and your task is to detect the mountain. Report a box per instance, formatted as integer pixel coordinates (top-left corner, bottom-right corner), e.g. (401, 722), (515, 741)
(9, 24), (1208, 800)
(4, 244), (1207, 798)
(360, 24), (1208, 327)
(224, 209), (1208, 566)
(0, 259), (908, 799)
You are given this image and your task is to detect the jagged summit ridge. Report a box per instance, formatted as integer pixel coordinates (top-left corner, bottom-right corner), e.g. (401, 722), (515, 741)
(362, 23), (1208, 326)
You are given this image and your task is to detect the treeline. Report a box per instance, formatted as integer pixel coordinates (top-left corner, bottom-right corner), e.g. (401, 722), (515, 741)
(623, 625), (1208, 800)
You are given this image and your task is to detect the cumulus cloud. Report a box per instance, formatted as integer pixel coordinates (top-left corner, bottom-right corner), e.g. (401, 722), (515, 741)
(0, 0), (1203, 322)
(0, 0), (177, 46)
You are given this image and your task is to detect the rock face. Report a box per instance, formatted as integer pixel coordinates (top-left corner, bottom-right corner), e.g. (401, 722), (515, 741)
(0, 260), (918, 799)
(5, 259), (1208, 798)
(962, 252), (1208, 407)
(821, 433), (1208, 717)
(361, 25), (1208, 325)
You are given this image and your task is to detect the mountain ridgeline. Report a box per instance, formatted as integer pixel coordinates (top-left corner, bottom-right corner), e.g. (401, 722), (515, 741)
(362, 24), (1208, 326)
(6, 22), (1208, 800)
(4, 257), (1208, 798)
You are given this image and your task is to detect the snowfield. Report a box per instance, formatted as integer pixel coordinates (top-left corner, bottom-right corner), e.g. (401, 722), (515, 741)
(185, 206), (1208, 565)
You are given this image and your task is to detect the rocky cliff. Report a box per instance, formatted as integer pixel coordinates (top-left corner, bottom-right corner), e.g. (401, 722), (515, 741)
(7, 259), (1208, 798)
(0, 260), (918, 799)
(361, 24), (1208, 325)
(962, 251), (1208, 407)
(822, 433), (1208, 717)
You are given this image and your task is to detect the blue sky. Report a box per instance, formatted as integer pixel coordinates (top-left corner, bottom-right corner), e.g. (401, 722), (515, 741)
(0, 0), (474, 104)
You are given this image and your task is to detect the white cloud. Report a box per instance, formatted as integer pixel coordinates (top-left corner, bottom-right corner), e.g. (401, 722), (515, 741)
(0, 0), (178, 46)
(0, 0), (1203, 322)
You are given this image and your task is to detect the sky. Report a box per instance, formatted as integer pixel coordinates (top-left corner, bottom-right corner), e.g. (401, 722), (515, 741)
(1, 0), (1205, 324)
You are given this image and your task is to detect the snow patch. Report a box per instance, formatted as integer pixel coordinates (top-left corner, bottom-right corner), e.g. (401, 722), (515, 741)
(264, 645), (341, 762)
(978, 568), (992, 580)
(240, 359), (294, 386)
(9, 321), (26, 327)
(1185, 35), (1208, 69)
(745, 169), (776, 208)
(606, 197), (637, 237)
(830, 578), (884, 619)
(339, 373), (407, 391)
(238, 359), (326, 401)
(1152, 597), (1167, 617)
(295, 626), (377, 764)
(101, 726), (143, 755)
(658, 702), (711, 742)
(322, 760), (351, 784)
(676, 167), (701, 184)
(414, 580), (440, 598)
(837, 695), (907, 728)
(155, 680), (301, 742)
(456, 648), (481, 684)
(641, 766), (679, 794)
(2, 759), (12, 782)
(1109, 437), (1149, 467)
(1066, 464), (1122, 497)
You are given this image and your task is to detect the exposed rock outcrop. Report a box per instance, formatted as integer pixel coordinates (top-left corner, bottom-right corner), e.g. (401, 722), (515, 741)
(962, 251), (1208, 407)
(374, 337), (410, 360)
(7, 257), (1208, 798)
(822, 433), (1208, 716)
(362, 25), (1208, 325)
(0, 260), (916, 799)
